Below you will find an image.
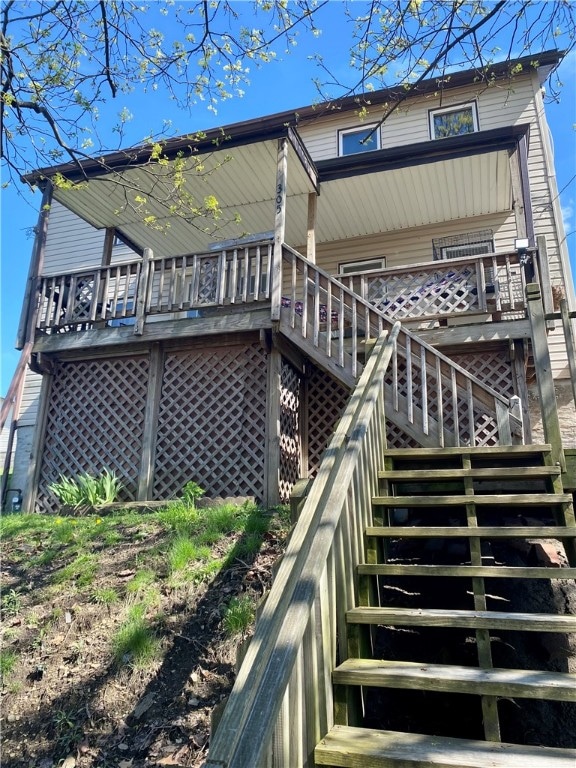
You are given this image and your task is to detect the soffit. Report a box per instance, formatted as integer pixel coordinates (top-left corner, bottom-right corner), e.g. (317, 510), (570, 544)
(314, 150), (512, 243)
(52, 141), (512, 256)
(51, 138), (315, 258)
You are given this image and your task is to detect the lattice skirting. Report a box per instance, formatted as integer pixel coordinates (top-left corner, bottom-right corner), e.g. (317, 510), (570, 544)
(307, 366), (350, 477)
(279, 360), (302, 503)
(152, 343), (268, 501)
(36, 356), (150, 513)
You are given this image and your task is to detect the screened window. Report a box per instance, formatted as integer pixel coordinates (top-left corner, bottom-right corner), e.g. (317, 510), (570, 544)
(429, 103), (478, 139)
(339, 126), (380, 156)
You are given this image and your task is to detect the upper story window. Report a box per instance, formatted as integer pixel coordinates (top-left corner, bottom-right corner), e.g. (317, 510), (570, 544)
(338, 125), (380, 156)
(429, 102), (479, 140)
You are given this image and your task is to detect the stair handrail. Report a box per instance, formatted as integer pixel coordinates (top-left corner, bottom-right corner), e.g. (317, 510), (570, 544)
(281, 244), (523, 446)
(206, 324), (401, 768)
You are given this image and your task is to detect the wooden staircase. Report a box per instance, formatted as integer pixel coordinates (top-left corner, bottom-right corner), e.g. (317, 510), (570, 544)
(316, 445), (576, 768)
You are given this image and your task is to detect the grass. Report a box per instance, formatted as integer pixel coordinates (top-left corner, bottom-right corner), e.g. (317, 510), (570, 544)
(52, 553), (98, 587)
(1, 502), (292, 679)
(112, 603), (160, 667)
(223, 595), (255, 636)
(0, 649), (18, 680)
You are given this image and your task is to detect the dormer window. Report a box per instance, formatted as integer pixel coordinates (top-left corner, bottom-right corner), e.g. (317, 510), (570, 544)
(429, 102), (479, 139)
(338, 125), (380, 156)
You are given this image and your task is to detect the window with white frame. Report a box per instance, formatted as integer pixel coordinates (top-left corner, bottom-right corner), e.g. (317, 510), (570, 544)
(432, 230), (494, 261)
(429, 102), (478, 140)
(339, 257), (386, 275)
(338, 125), (380, 156)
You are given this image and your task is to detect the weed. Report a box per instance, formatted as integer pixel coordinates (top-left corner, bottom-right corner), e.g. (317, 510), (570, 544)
(112, 603), (160, 667)
(223, 595), (254, 636)
(233, 532), (264, 559)
(92, 587), (119, 605)
(182, 480), (204, 509)
(34, 548), (59, 566)
(53, 709), (84, 754)
(158, 501), (199, 535)
(52, 554), (97, 587)
(0, 649), (18, 681)
(187, 558), (225, 584)
(126, 569), (157, 594)
(1, 589), (22, 617)
(168, 536), (210, 572)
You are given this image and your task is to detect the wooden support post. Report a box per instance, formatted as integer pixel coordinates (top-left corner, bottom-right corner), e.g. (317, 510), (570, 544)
(134, 247), (153, 336)
(22, 372), (52, 513)
(509, 144), (527, 241)
(306, 192), (317, 264)
(138, 343), (164, 500)
(16, 182), (53, 350)
(264, 347), (282, 506)
(511, 340), (532, 444)
(271, 138), (288, 323)
(526, 283), (565, 471)
(560, 299), (576, 411)
(536, 235), (555, 330)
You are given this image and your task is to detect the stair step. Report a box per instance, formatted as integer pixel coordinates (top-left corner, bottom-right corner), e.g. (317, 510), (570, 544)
(346, 607), (576, 632)
(378, 467), (561, 480)
(315, 725), (576, 768)
(358, 564), (576, 579)
(383, 445), (552, 458)
(366, 525), (575, 538)
(333, 658), (576, 701)
(372, 493), (572, 507)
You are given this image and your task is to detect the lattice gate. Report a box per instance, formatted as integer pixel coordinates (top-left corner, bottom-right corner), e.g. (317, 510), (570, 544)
(279, 360), (302, 503)
(152, 343), (268, 501)
(306, 366), (350, 477)
(36, 356), (150, 513)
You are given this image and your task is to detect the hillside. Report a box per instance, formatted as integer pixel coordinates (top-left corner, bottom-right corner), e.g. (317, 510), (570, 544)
(0, 501), (291, 767)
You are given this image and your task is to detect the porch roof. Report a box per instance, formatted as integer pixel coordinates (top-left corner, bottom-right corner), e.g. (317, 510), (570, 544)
(46, 123), (519, 257)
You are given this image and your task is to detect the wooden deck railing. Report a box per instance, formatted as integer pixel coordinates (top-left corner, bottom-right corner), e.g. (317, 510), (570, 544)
(145, 242), (272, 314)
(36, 262), (142, 330)
(35, 242), (273, 332)
(205, 326), (401, 768)
(336, 250), (529, 324)
(280, 245), (523, 447)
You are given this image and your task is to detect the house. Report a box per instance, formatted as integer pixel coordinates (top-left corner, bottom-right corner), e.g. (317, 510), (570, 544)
(3, 49), (576, 767)
(3, 49), (575, 513)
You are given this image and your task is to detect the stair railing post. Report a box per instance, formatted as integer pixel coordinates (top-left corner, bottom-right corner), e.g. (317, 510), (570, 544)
(526, 282), (565, 471)
(134, 247), (153, 336)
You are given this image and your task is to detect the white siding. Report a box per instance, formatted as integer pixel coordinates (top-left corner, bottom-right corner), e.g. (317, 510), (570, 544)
(307, 211), (517, 275)
(299, 75), (537, 161)
(11, 426), (34, 503)
(19, 369), (42, 427)
(42, 201), (139, 276)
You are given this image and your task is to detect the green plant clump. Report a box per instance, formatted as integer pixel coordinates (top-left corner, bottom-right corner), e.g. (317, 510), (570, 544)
(182, 480), (204, 508)
(0, 649), (18, 681)
(49, 469), (123, 509)
(223, 595), (255, 636)
(112, 603), (160, 667)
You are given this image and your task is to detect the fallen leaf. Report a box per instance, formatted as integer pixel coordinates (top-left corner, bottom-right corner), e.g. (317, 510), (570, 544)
(61, 757), (76, 768)
(117, 569), (135, 578)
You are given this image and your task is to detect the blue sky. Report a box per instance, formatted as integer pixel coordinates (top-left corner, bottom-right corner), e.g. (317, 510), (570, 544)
(1, 11), (575, 394)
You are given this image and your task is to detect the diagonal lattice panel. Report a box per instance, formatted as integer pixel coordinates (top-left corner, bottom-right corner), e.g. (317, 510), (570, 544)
(279, 361), (301, 503)
(152, 343), (267, 501)
(36, 356), (150, 513)
(307, 365), (350, 477)
(366, 265), (479, 319)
